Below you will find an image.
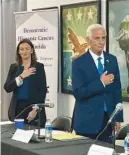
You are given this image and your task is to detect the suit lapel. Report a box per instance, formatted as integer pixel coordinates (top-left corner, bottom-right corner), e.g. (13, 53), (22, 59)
(14, 64), (19, 77)
(28, 63), (37, 96)
(104, 52), (110, 73)
(28, 62), (36, 87)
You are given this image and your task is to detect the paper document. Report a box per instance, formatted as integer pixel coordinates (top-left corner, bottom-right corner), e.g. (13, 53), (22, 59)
(29, 129), (86, 141)
(88, 144), (116, 155)
(53, 133), (86, 141)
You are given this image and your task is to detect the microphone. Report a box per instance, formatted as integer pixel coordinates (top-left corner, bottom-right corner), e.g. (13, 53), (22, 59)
(14, 102), (54, 139)
(92, 103), (123, 145)
(35, 103), (54, 108)
(33, 103), (54, 139)
(15, 103), (54, 119)
(107, 103), (123, 124)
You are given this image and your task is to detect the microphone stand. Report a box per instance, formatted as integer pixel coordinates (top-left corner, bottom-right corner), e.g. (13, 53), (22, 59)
(15, 103), (52, 139)
(37, 107), (42, 139)
(111, 119), (116, 150)
(92, 120), (116, 149)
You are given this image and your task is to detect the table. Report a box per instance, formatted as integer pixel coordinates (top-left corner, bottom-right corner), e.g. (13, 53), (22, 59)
(1, 124), (124, 155)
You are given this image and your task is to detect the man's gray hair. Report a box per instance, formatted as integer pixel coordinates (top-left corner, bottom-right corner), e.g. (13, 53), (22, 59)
(87, 24), (106, 37)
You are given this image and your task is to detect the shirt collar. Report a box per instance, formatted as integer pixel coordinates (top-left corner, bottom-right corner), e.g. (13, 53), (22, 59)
(89, 49), (104, 61)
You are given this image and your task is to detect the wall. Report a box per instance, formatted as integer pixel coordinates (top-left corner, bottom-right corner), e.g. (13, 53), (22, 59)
(0, 3), (1, 118)
(27, 0), (129, 123)
(1, 0), (27, 121)
(27, 0), (92, 11)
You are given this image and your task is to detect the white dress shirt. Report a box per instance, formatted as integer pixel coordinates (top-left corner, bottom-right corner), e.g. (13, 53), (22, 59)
(89, 50), (105, 87)
(89, 50), (104, 69)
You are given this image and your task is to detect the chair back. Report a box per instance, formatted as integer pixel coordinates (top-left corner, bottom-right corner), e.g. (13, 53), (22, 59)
(52, 116), (72, 132)
(116, 124), (129, 140)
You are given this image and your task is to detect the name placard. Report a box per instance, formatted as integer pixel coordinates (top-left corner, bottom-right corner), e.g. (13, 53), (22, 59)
(12, 129), (34, 143)
(88, 144), (117, 155)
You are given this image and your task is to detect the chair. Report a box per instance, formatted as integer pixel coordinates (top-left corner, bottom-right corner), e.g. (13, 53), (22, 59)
(115, 123), (129, 140)
(52, 116), (72, 132)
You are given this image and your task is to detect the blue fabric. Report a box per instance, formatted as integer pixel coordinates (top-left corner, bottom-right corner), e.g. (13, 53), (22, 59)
(97, 57), (107, 112)
(17, 66), (28, 100)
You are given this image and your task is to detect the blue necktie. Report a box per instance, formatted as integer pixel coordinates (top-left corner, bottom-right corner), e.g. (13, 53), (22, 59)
(97, 57), (107, 112)
(97, 57), (103, 75)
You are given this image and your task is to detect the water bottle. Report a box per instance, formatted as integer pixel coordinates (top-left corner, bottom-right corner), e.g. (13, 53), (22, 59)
(124, 133), (129, 155)
(45, 119), (53, 142)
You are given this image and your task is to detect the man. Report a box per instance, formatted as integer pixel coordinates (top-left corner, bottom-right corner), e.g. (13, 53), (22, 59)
(72, 24), (123, 142)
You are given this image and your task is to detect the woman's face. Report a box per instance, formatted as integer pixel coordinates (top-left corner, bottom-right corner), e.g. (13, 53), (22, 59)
(19, 43), (32, 60)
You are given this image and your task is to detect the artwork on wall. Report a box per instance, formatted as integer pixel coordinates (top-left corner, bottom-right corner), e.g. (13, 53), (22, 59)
(106, 0), (129, 101)
(61, 1), (101, 94)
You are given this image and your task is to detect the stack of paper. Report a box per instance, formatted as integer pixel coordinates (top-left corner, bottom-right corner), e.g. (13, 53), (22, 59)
(32, 129), (86, 141)
(52, 133), (85, 141)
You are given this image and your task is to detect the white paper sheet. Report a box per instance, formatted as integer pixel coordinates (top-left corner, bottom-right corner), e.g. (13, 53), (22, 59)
(12, 129), (34, 143)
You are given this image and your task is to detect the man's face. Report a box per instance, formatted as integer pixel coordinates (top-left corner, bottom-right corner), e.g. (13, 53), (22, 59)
(87, 28), (106, 56)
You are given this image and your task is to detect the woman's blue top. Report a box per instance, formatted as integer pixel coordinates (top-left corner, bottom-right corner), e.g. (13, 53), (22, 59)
(17, 66), (29, 100)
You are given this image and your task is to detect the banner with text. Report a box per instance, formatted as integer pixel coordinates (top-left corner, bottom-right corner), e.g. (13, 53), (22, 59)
(15, 9), (58, 120)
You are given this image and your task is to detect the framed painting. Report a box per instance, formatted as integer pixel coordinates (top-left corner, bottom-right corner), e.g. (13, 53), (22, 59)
(61, 1), (101, 94)
(106, 0), (129, 101)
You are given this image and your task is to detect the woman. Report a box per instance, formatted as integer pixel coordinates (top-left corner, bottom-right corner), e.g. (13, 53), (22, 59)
(4, 38), (47, 127)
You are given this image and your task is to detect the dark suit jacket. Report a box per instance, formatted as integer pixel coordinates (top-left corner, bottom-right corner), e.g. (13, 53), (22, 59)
(4, 62), (47, 122)
(72, 51), (123, 134)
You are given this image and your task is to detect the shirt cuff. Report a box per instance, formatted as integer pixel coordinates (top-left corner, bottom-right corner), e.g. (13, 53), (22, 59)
(15, 77), (23, 86)
(100, 79), (105, 87)
(32, 104), (39, 110)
